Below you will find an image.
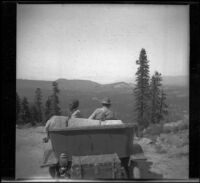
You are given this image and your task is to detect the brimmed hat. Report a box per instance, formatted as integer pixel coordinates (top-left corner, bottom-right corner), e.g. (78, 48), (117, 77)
(69, 99), (79, 110)
(101, 98), (111, 105)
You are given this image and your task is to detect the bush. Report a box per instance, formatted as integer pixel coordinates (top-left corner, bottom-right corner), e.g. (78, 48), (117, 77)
(162, 126), (172, 133)
(168, 145), (189, 157)
(172, 126), (179, 133)
(178, 122), (189, 131)
(155, 129), (189, 155)
(155, 144), (168, 154)
(162, 119), (189, 134)
(145, 123), (163, 136)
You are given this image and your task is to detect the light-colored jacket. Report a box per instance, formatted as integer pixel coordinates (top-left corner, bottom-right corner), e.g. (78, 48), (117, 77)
(70, 109), (81, 118)
(89, 107), (116, 121)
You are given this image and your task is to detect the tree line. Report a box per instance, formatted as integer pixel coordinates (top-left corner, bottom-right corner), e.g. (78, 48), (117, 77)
(16, 81), (61, 125)
(134, 48), (168, 131)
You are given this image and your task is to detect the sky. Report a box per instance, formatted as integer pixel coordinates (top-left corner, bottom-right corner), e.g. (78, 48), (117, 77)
(17, 4), (189, 84)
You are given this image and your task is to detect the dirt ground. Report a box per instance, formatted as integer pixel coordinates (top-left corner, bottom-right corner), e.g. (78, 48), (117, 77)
(16, 126), (188, 180)
(16, 126), (50, 179)
(135, 133), (189, 179)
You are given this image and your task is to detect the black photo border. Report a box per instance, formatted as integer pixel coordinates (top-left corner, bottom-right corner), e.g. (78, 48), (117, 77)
(1, 0), (200, 181)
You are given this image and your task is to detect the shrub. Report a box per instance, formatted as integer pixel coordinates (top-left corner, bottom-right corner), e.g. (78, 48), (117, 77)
(155, 144), (167, 154)
(178, 122), (189, 131)
(172, 126), (179, 133)
(162, 126), (172, 133)
(145, 123), (163, 136)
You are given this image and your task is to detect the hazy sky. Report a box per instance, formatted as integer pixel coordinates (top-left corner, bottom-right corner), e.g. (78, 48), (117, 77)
(17, 4), (189, 84)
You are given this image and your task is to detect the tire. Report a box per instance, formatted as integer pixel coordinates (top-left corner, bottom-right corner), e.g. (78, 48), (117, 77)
(129, 161), (141, 179)
(132, 166), (141, 179)
(120, 167), (128, 179)
(120, 157), (130, 178)
(49, 165), (60, 178)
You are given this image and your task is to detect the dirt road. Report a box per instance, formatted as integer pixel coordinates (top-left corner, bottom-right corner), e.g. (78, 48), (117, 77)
(16, 126), (50, 179)
(137, 138), (188, 179)
(16, 126), (188, 179)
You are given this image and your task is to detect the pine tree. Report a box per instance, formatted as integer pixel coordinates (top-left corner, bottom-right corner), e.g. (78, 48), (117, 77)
(158, 89), (168, 122)
(30, 104), (37, 126)
(16, 92), (21, 124)
(21, 97), (31, 124)
(45, 96), (52, 121)
(134, 48), (150, 129)
(150, 72), (168, 124)
(150, 71), (162, 124)
(34, 88), (43, 123)
(50, 81), (61, 115)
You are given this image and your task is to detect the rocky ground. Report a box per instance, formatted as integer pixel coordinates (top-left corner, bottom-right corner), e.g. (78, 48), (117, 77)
(135, 129), (189, 179)
(16, 125), (189, 180)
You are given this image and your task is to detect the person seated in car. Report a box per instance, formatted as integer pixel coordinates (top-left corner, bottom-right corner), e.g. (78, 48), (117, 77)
(68, 99), (81, 119)
(43, 99), (81, 142)
(88, 97), (116, 121)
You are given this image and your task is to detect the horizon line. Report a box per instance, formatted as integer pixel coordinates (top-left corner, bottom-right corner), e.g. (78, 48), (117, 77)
(16, 75), (188, 85)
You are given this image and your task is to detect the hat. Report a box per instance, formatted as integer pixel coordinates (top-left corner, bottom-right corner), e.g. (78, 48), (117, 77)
(69, 99), (79, 110)
(101, 98), (111, 105)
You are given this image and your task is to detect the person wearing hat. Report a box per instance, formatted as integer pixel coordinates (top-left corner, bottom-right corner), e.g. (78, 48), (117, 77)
(43, 99), (81, 143)
(68, 99), (81, 119)
(88, 97), (116, 120)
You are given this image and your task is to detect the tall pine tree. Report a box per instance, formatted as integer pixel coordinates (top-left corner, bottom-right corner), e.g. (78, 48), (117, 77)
(158, 89), (168, 122)
(150, 72), (168, 124)
(34, 88), (43, 123)
(134, 48), (150, 129)
(45, 96), (52, 121)
(50, 81), (61, 115)
(150, 71), (162, 124)
(21, 97), (31, 124)
(16, 92), (21, 124)
(30, 104), (38, 126)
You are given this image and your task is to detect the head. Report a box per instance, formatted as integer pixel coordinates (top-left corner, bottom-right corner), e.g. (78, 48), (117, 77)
(69, 99), (79, 111)
(101, 97), (111, 108)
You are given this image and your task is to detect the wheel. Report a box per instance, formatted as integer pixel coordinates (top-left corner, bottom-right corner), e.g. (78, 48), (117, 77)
(49, 165), (60, 178)
(120, 167), (128, 179)
(120, 157), (130, 178)
(129, 161), (141, 179)
(132, 166), (141, 179)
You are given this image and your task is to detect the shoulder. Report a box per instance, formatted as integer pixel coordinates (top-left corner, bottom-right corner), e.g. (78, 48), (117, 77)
(45, 118), (52, 126)
(94, 108), (103, 113)
(90, 108), (102, 115)
(71, 110), (81, 118)
(45, 118), (53, 131)
(74, 109), (80, 114)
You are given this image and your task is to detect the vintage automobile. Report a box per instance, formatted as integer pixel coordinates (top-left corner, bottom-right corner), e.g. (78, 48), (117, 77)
(41, 117), (146, 179)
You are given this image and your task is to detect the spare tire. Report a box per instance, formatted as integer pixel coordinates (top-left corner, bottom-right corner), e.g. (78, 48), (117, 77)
(49, 165), (60, 178)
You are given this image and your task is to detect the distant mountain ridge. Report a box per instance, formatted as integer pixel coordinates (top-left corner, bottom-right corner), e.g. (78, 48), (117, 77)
(162, 75), (188, 86)
(55, 78), (100, 91)
(16, 76), (188, 103)
(17, 75), (188, 90)
(17, 78), (133, 93)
